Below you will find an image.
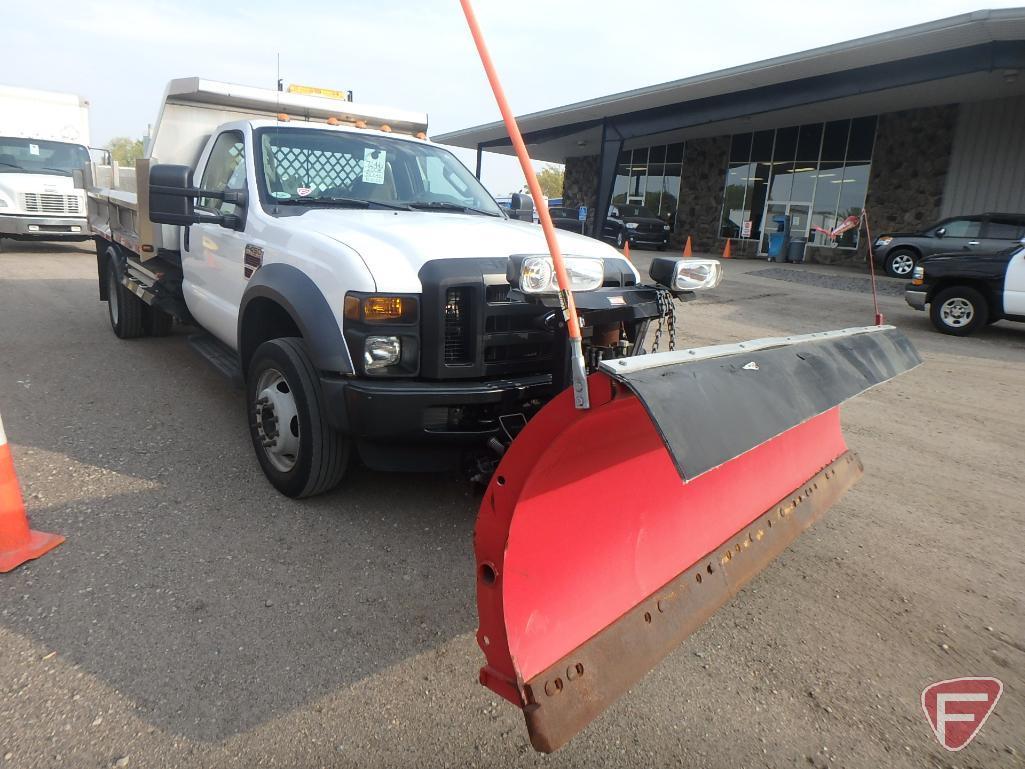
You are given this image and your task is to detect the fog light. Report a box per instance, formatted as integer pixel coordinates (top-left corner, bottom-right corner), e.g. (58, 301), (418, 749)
(365, 336), (401, 370)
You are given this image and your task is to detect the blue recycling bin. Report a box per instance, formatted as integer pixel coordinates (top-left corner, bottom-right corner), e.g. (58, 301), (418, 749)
(767, 214), (791, 262)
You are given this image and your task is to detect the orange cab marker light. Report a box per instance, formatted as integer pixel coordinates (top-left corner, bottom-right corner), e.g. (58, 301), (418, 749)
(354, 120), (367, 129)
(416, 131), (428, 140)
(327, 117), (340, 126)
(277, 113), (291, 122)
(380, 124), (393, 133)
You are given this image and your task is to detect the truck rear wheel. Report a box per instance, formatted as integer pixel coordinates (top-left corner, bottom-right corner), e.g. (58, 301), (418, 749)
(246, 337), (349, 498)
(106, 256), (146, 339)
(143, 306), (174, 337)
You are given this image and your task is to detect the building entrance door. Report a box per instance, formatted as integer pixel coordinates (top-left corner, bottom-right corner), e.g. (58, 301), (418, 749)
(759, 201), (811, 256)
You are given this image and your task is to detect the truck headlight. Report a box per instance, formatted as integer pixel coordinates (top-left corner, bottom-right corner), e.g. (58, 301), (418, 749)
(508, 255), (605, 294)
(625, 222), (639, 230)
(364, 336), (401, 370)
(649, 257), (723, 292)
(663, 225), (671, 231)
(911, 265), (924, 285)
(876, 236), (893, 246)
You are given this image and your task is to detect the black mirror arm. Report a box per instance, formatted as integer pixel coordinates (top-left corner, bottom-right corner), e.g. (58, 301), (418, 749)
(150, 185), (248, 208)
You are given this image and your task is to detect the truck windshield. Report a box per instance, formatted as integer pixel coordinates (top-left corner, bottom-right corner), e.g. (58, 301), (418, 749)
(0, 137), (90, 176)
(255, 127), (502, 216)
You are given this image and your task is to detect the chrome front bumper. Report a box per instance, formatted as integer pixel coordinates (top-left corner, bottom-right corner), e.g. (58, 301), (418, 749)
(0, 214), (88, 237)
(904, 288), (927, 311)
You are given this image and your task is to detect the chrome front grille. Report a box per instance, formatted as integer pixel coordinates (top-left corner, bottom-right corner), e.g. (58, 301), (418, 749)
(20, 193), (81, 215)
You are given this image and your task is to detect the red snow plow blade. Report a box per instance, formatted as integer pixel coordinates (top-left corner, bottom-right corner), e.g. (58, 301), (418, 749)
(474, 325), (920, 752)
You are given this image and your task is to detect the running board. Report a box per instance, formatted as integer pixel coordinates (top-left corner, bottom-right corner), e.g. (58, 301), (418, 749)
(187, 333), (243, 389)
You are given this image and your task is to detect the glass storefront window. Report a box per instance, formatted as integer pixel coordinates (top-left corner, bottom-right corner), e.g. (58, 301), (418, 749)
(610, 143), (685, 227)
(720, 116), (877, 250)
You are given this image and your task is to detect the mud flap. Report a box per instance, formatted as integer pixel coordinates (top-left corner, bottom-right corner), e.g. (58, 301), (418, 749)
(474, 326), (920, 752)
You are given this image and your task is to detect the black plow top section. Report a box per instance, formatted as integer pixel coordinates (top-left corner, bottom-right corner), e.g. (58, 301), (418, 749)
(599, 326), (921, 481)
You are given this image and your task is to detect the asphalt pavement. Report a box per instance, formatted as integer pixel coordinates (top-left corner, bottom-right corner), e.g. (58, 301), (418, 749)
(1, 240), (1023, 768)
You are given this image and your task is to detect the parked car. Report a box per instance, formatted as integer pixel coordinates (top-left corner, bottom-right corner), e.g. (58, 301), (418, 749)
(602, 204), (671, 250)
(548, 205), (582, 232)
(874, 213), (1025, 278)
(905, 241), (1025, 335)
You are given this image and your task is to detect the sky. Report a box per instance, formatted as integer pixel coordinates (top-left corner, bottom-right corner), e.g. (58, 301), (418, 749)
(4, 0), (1022, 195)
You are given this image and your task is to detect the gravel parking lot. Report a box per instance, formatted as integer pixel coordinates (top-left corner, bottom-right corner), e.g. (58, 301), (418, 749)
(1, 241), (1023, 769)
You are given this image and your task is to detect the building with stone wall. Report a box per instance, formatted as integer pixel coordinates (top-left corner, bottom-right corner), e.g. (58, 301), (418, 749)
(437, 10), (1025, 274)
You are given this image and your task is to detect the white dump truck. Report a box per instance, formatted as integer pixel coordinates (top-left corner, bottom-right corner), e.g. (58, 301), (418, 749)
(0, 84), (91, 241)
(85, 77), (725, 497)
(85, 77), (922, 754)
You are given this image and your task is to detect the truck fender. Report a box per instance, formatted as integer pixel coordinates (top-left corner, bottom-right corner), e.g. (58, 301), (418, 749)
(238, 263), (352, 377)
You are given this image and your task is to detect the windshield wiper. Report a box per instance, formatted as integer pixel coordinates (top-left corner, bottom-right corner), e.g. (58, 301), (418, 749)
(407, 201), (500, 217)
(273, 197), (412, 211)
(0, 161), (24, 170)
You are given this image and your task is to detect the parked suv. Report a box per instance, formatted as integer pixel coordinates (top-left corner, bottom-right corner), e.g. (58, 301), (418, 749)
(874, 213), (1025, 278)
(602, 204), (671, 250)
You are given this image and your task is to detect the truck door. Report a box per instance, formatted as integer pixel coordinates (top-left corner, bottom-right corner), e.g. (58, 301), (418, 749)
(1004, 246), (1025, 316)
(182, 130), (250, 348)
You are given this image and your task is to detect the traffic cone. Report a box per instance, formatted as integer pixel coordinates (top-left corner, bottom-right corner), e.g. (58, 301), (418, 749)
(683, 236), (693, 257)
(722, 239), (732, 259)
(623, 240), (631, 261)
(0, 413), (63, 573)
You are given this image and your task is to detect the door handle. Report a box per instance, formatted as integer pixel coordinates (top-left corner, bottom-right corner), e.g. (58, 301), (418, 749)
(968, 240), (980, 246)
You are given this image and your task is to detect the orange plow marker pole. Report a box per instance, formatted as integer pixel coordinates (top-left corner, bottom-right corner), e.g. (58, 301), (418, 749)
(459, 0), (591, 408)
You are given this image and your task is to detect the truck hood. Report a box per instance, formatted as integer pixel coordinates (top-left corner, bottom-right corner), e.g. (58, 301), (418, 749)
(276, 209), (632, 291)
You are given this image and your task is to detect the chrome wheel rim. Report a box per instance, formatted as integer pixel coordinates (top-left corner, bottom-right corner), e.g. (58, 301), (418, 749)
(108, 268), (119, 325)
(891, 253), (915, 276)
(940, 297), (974, 327)
(254, 368), (300, 472)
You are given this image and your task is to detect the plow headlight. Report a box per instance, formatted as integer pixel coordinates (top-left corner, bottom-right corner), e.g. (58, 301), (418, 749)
(649, 257), (723, 292)
(509, 255), (605, 294)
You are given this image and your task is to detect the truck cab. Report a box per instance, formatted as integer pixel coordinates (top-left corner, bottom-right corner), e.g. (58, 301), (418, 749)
(88, 78), (721, 497)
(0, 85), (91, 241)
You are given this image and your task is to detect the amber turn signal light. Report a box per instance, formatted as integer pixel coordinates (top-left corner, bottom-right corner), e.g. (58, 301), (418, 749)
(345, 295), (418, 323)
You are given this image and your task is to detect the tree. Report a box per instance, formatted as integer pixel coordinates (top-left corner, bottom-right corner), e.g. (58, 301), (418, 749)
(536, 165), (564, 198)
(108, 137), (145, 166)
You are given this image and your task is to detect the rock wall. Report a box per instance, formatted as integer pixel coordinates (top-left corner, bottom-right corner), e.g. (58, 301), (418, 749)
(674, 136), (732, 254)
(562, 155), (599, 231)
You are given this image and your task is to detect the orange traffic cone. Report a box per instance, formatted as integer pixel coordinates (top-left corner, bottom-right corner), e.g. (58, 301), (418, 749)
(0, 413), (63, 573)
(722, 239), (732, 259)
(623, 239), (631, 261)
(683, 236), (693, 257)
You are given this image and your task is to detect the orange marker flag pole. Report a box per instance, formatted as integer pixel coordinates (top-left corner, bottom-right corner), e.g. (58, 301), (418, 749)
(459, 0), (590, 409)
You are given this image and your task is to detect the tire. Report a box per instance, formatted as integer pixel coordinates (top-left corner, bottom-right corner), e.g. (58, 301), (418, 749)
(143, 305), (174, 337)
(247, 337), (349, 498)
(105, 251), (146, 339)
(929, 286), (989, 336)
(885, 249), (917, 279)
(615, 230), (625, 249)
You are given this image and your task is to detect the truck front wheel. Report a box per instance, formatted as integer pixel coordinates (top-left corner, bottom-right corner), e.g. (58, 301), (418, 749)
(929, 286), (988, 336)
(247, 337), (349, 498)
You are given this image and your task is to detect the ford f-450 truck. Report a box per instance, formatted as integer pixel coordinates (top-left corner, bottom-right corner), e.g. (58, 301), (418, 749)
(86, 77), (721, 497)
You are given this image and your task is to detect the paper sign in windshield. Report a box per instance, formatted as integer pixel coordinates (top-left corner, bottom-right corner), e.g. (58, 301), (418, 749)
(362, 149), (386, 185)
(29, 143), (40, 156)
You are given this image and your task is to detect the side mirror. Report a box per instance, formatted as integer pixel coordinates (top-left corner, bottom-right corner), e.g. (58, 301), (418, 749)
(149, 163), (246, 230)
(509, 192), (534, 222)
(935, 227), (946, 238)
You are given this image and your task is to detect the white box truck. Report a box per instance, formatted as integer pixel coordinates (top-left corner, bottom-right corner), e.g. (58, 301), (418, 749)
(0, 84), (91, 241)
